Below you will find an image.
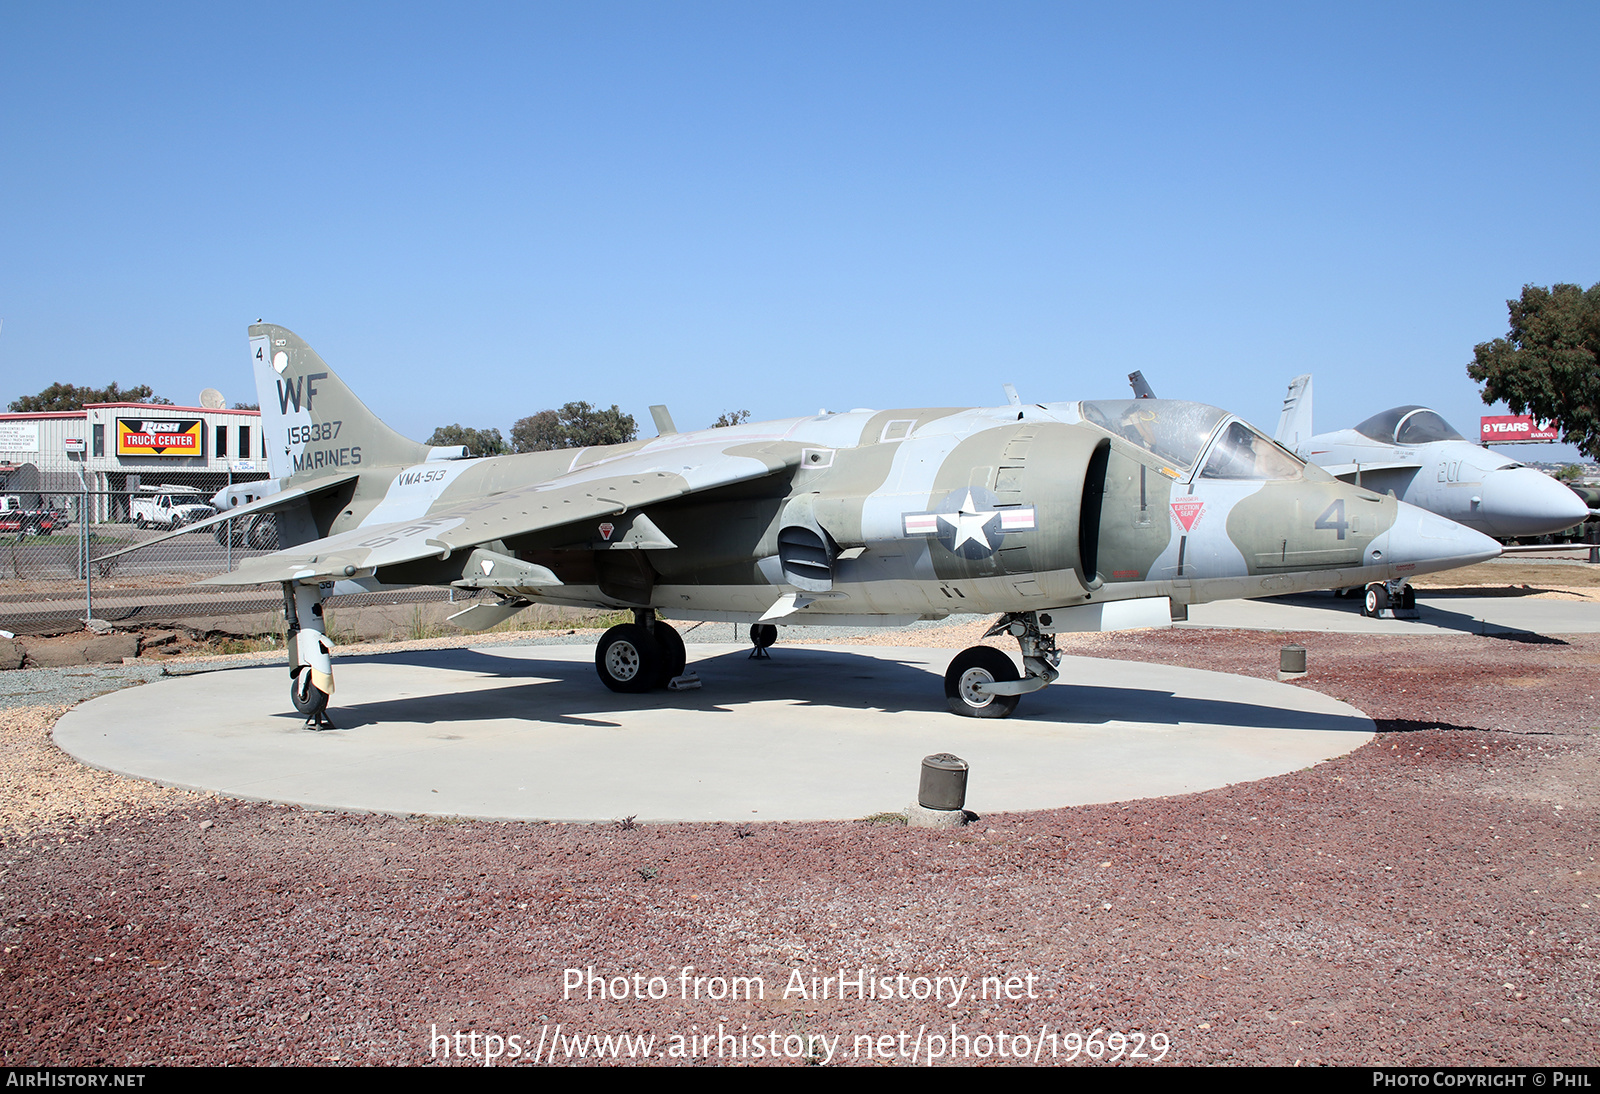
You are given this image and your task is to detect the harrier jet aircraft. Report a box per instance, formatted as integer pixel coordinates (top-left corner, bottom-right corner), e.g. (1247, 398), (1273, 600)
(108, 326), (1500, 726)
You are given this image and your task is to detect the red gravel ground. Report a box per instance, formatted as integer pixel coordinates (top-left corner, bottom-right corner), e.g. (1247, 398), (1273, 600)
(2, 628), (1596, 1067)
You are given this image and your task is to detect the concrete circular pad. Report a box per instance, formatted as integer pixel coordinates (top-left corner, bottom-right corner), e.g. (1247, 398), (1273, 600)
(54, 644), (1374, 822)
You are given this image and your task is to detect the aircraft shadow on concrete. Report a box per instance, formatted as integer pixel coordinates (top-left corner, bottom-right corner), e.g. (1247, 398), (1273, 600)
(1269, 592), (1567, 644)
(1401, 604), (1566, 644)
(261, 645), (1372, 737)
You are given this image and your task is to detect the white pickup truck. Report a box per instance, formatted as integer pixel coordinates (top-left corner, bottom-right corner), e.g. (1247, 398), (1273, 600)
(130, 493), (216, 531)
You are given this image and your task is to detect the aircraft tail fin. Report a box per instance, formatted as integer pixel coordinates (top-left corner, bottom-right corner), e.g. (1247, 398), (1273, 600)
(249, 324), (433, 482)
(1275, 374), (1313, 450)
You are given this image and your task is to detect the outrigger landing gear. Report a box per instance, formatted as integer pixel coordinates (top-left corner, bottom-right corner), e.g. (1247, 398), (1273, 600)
(944, 611), (1061, 719)
(748, 623), (777, 660)
(594, 609), (691, 692)
(283, 581), (336, 730)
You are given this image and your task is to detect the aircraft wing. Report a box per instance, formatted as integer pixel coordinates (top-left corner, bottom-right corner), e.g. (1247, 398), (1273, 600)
(93, 473), (359, 563)
(201, 441), (804, 586)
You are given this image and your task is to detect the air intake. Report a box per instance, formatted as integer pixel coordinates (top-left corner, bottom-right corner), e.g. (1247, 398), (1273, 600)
(1078, 439), (1110, 586)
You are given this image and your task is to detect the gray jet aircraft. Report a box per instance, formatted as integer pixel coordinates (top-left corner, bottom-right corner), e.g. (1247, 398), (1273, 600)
(1275, 374), (1587, 539)
(108, 326), (1501, 726)
(1133, 372), (1583, 615)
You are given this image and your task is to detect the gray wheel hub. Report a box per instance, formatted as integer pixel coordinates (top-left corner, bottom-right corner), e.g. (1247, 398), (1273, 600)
(605, 640), (642, 682)
(958, 667), (996, 708)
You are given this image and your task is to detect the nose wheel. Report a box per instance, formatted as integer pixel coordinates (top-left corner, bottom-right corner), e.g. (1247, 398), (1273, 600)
(944, 612), (1061, 718)
(944, 646), (1021, 718)
(1361, 580), (1417, 619)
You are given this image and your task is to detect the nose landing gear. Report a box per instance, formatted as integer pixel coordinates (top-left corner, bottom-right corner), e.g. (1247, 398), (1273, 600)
(944, 611), (1061, 718)
(1361, 580), (1418, 619)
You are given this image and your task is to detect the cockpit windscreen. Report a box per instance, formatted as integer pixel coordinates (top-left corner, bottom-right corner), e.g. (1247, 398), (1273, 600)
(1354, 406), (1465, 445)
(1198, 420), (1303, 481)
(1079, 400), (1229, 475)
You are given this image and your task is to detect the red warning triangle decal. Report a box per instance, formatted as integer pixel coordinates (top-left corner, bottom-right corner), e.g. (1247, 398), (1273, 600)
(1170, 498), (1205, 533)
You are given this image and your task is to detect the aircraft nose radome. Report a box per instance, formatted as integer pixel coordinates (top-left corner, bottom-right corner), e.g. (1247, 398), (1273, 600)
(1376, 501), (1501, 575)
(1479, 468), (1591, 537)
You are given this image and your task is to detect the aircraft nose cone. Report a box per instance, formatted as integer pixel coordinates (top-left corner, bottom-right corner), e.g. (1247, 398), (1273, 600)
(1478, 468), (1591, 537)
(1369, 501), (1501, 577)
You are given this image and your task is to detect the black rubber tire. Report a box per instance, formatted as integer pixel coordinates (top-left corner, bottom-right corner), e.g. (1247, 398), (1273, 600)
(1363, 584), (1389, 617)
(944, 646), (1022, 719)
(1400, 584), (1416, 610)
(653, 621), (686, 687)
(750, 623), (778, 650)
(596, 624), (663, 693)
(289, 667), (329, 719)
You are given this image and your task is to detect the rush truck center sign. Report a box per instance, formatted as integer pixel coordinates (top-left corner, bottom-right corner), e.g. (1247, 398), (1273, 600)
(116, 417), (203, 456)
(1480, 415), (1560, 444)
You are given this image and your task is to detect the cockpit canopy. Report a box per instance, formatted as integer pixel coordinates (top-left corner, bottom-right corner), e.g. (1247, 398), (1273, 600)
(1079, 399), (1303, 481)
(1353, 406), (1466, 445)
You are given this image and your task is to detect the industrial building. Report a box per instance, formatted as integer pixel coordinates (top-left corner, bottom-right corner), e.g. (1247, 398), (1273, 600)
(0, 402), (271, 521)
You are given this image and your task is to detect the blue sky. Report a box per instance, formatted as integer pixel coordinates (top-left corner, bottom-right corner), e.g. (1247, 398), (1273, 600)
(3, 2), (1596, 459)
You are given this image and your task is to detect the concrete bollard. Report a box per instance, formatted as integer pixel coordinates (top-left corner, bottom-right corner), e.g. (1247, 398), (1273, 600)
(1278, 644), (1307, 680)
(910, 753), (970, 828)
(919, 753), (968, 810)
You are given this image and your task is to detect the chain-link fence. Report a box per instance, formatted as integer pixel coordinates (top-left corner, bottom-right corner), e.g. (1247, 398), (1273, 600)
(0, 491), (467, 637)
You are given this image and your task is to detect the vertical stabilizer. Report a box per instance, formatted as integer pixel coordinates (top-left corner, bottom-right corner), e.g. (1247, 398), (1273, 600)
(1275, 374), (1313, 451)
(249, 324), (432, 482)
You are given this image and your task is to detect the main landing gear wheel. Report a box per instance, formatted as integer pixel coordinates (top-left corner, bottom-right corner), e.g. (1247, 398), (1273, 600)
(290, 666), (333, 729)
(652, 621), (687, 687)
(1363, 583), (1390, 617)
(749, 623), (777, 660)
(945, 646), (1021, 719)
(596, 624), (663, 693)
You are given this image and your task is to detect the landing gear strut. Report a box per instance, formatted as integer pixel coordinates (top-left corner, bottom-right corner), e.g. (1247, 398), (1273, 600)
(284, 581), (335, 729)
(944, 611), (1060, 719)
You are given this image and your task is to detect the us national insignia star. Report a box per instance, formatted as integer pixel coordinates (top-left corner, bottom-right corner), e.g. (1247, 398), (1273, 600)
(901, 487), (1036, 560)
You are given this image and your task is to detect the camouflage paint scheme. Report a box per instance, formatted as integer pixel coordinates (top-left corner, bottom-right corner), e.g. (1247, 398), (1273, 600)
(108, 325), (1500, 720)
(195, 327), (1489, 617)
